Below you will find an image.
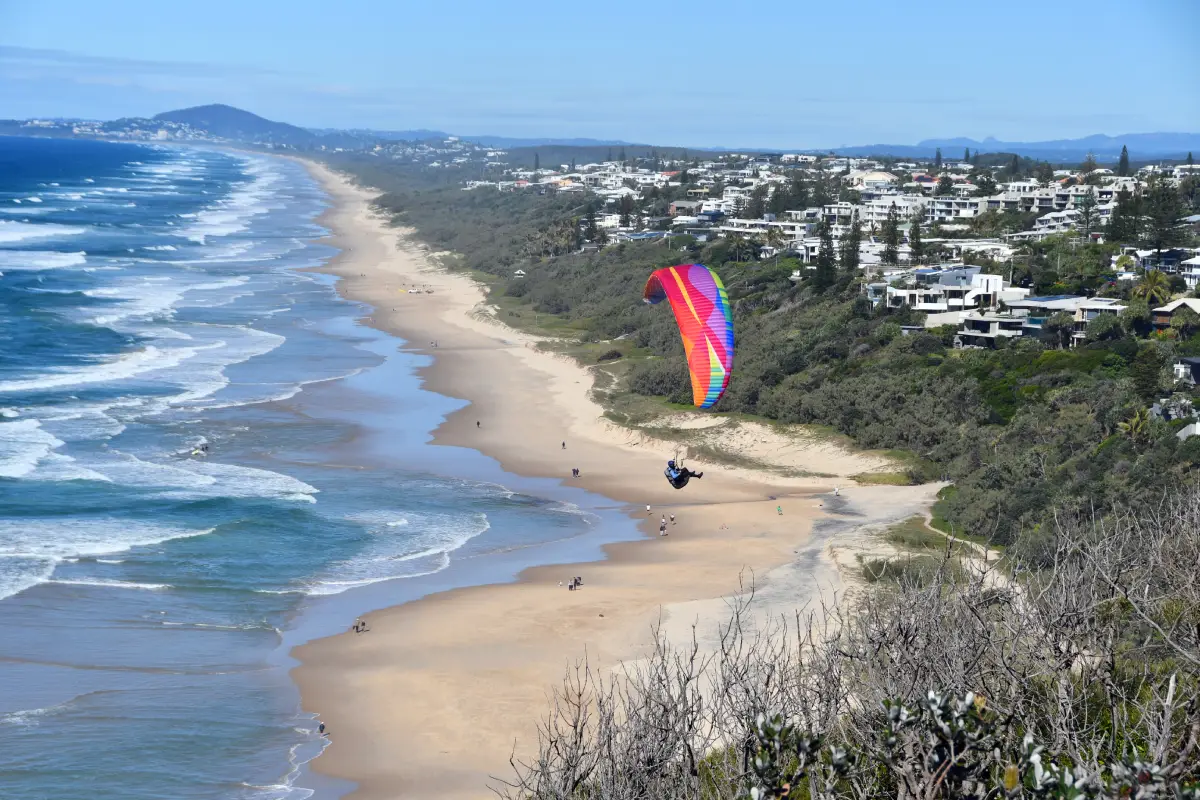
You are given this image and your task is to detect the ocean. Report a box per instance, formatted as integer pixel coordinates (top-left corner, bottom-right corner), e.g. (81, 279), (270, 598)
(0, 136), (634, 799)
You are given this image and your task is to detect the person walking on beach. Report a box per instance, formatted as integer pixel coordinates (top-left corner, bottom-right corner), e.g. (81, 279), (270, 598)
(319, 722), (326, 736)
(561, 441), (566, 450)
(777, 505), (783, 516)
(646, 504), (651, 515)
(477, 420), (480, 428)
(670, 513), (675, 525)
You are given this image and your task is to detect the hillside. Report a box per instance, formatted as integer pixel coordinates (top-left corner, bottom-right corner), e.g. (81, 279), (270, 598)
(153, 104), (317, 145)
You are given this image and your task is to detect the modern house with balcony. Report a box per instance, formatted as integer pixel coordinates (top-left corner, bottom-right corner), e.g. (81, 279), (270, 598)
(952, 296), (1125, 348)
(881, 268), (1029, 313)
(954, 311), (1029, 348)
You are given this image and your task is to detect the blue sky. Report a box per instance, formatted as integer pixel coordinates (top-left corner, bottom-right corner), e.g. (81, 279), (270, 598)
(1, 0), (1197, 149)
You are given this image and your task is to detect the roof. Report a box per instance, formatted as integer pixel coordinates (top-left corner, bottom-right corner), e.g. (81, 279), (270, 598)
(1018, 295), (1080, 303)
(1154, 298), (1200, 314)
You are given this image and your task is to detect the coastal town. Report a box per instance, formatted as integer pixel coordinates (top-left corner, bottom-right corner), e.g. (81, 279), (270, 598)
(4, 1), (1200, 794)
(448, 146), (1200, 349)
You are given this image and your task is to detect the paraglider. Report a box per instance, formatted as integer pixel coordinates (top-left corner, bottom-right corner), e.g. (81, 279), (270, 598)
(644, 263), (732, 489)
(642, 263), (734, 409)
(665, 458), (703, 490)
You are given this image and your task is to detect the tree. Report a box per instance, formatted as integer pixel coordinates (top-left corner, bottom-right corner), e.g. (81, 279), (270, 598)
(1170, 306), (1200, 339)
(934, 147), (942, 170)
(1117, 406), (1151, 442)
(607, 147), (613, 162)
(1074, 187), (1098, 237)
(619, 146), (626, 163)
(963, 147), (970, 163)
(1080, 151), (1098, 176)
(1008, 153), (1020, 178)
(765, 226), (786, 266)
(1041, 311), (1075, 349)
(1034, 161), (1054, 183)
(584, 206), (599, 242)
(618, 193), (634, 227)
(788, 173), (809, 209)
(1107, 189), (1143, 244)
(534, 152), (540, 171)
(1131, 344), (1164, 400)
(569, 157), (576, 172)
(934, 175), (954, 196)
(814, 223), (836, 290)
(908, 214), (925, 265)
(731, 195), (748, 219)
(1117, 145), (1130, 176)
(840, 213), (862, 276)
(1084, 311), (1123, 342)
(882, 204), (900, 265)
(1133, 269), (1171, 306)
(1121, 298), (1152, 337)
(972, 172), (997, 197)
(1144, 173), (1185, 256)
(745, 185), (768, 219)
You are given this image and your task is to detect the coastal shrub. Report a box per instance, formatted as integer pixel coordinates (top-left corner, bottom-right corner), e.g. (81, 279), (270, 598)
(628, 359), (691, 405)
(595, 349), (622, 363)
(532, 287), (570, 314)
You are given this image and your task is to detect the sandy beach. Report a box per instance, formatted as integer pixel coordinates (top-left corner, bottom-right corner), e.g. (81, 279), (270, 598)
(290, 162), (939, 799)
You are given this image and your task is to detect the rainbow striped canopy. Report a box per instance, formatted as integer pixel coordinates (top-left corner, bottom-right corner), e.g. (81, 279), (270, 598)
(643, 263), (734, 409)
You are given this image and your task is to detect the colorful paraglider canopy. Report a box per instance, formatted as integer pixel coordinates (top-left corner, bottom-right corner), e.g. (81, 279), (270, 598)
(643, 263), (734, 409)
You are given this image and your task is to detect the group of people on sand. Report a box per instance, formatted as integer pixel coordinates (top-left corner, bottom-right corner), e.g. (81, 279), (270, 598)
(561, 576), (583, 591)
(351, 617), (369, 633)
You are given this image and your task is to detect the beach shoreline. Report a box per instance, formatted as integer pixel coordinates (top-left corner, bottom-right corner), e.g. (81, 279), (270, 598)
(289, 160), (939, 799)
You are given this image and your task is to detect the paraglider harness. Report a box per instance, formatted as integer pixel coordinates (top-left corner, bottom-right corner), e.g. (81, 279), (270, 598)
(665, 456), (702, 490)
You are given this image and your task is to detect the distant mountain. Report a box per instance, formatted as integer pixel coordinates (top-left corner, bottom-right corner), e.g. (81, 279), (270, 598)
(825, 132), (1200, 162)
(459, 135), (643, 148)
(311, 127), (451, 142)
(154, 104), (317, 145)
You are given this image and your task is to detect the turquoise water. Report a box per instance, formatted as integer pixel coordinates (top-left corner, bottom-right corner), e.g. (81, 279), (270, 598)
(0, 137), (634, 798)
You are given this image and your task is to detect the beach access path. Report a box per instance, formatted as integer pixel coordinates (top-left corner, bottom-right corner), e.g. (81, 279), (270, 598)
(290, 161), (939, 799)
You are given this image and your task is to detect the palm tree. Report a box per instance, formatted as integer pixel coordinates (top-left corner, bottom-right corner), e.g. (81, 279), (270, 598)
(1118, 407), (1151, 443)
(1133, 270), (1172, 307)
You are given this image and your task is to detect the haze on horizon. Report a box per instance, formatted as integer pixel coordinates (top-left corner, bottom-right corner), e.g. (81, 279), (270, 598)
(1, 0), (1197, 150)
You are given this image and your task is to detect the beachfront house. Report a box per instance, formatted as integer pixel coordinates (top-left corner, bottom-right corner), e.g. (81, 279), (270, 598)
(954, 311), (1028, 349)
(1173, 357), (1200, 387)
(952, 295), (1126, 348)
(1153, 298), (1200, 329)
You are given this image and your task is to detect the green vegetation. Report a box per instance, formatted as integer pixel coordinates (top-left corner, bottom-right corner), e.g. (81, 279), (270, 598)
(883, 516), (948, 550)
(324, 153), (1200, 554)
